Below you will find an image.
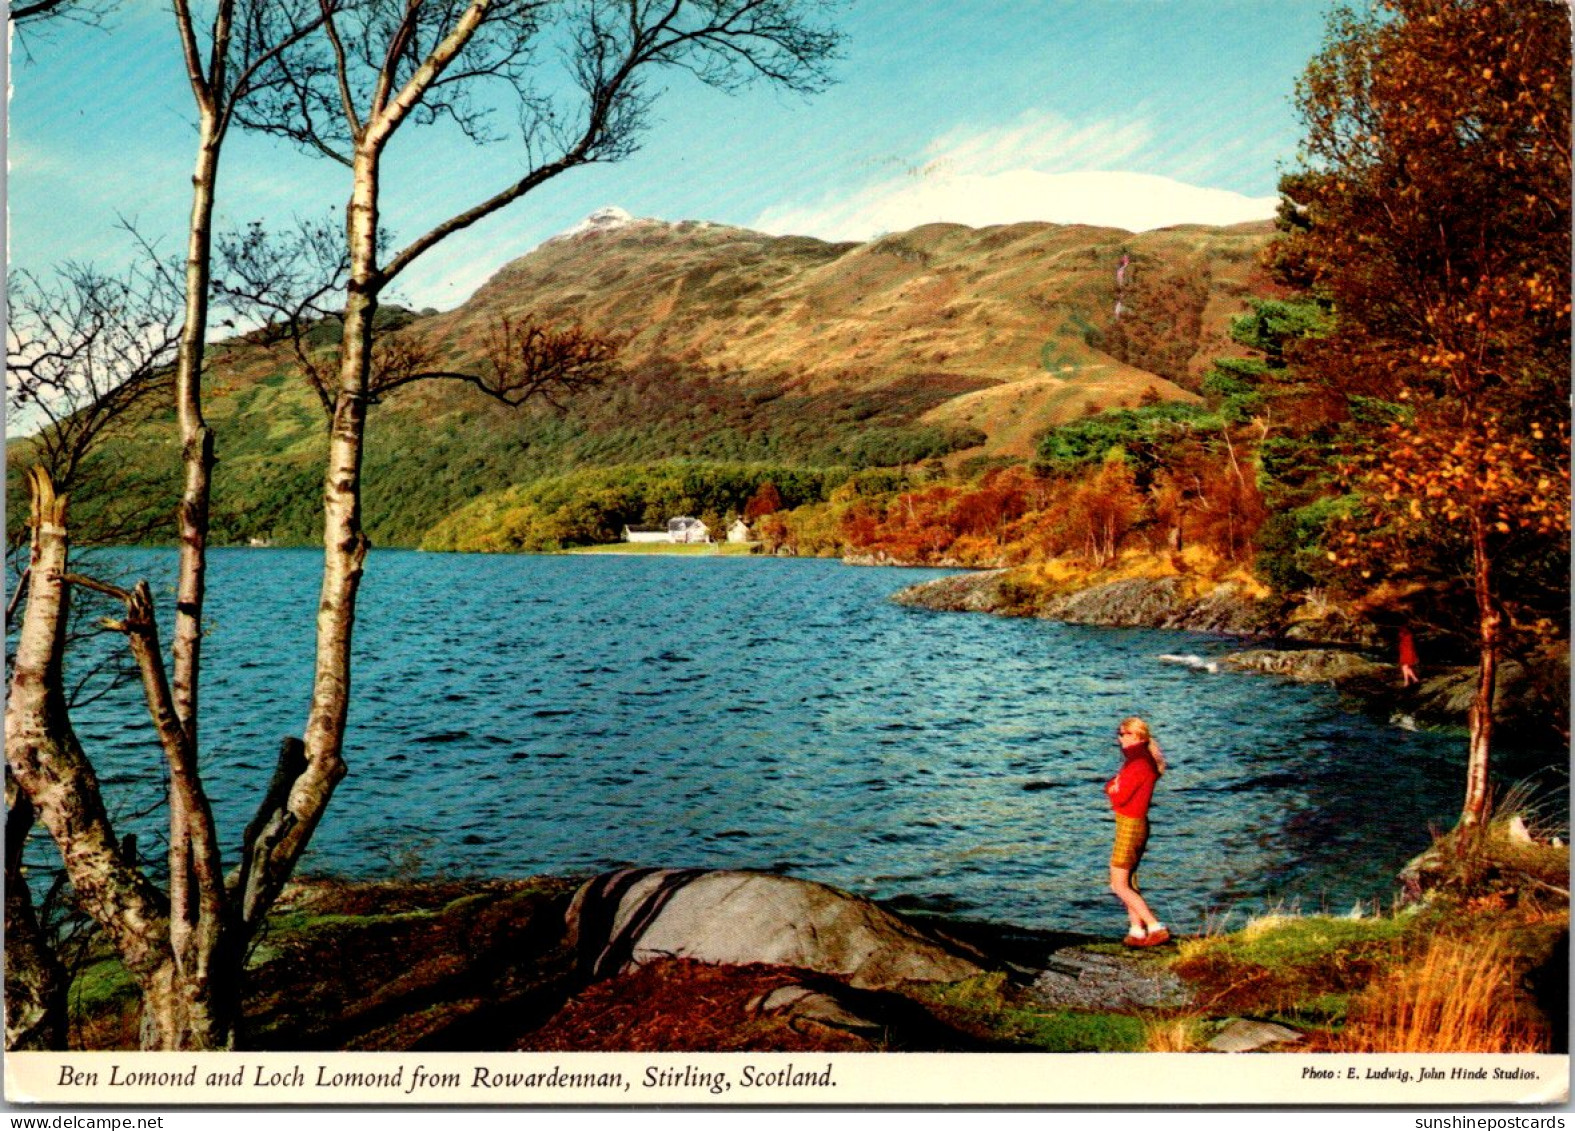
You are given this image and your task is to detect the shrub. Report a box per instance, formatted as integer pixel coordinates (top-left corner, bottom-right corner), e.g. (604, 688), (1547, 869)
(1255, 493), (1361, 593)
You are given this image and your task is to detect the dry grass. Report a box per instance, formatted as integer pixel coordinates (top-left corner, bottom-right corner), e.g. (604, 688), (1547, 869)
(1337, 931), (1550, 1053)
(1012, 544), (1267, 599)
(1142, 1015), (1208, 1052)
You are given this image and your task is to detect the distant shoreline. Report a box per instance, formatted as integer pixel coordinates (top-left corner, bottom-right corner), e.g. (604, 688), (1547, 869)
(562, 542), (757, 557)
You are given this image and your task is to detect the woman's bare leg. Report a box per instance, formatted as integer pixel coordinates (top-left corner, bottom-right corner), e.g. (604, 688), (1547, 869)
(1110, 864), (1159, 931)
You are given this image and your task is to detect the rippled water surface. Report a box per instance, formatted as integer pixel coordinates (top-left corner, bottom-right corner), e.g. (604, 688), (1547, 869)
(62, 549), (1511, 933)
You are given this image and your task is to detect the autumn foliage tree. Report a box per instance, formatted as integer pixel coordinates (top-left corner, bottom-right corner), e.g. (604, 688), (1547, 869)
(1063, 458), (1144, 568)
(743, 481), (784, 522)
(1282, 0), (1571, 825)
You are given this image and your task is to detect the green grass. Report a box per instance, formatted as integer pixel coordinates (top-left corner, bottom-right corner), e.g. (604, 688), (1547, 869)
(286, 907), (445, 932)
(909, 972), (1147, 1052)
(1180, 912), (1410, 968)
(1002, 1007), (1146, 1051)
(1164, 910), (1422, 1040)
(565, 541), (756, 555)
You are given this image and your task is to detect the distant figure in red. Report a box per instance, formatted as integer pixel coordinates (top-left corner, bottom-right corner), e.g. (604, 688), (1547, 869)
(1104, 716), (1170, 947)
(1398, 626), (1420, 686)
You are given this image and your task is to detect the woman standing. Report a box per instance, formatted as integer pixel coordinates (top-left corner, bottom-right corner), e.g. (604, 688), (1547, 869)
(1105, 716), (1170, 947)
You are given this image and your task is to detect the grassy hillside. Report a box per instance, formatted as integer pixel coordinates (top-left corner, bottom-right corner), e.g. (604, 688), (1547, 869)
(7, 214), (1277, 549)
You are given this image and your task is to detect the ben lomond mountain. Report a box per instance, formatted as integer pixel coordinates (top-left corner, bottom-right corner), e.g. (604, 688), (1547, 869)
(20, 211), (1276, 549)
(451, 207), (1270, 443)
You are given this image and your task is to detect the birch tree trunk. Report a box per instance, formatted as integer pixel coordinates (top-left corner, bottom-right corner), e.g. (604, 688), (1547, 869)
(5, 471), (245, 1048)
(1461, 511), (1501, 828)
(171, 120), (221, 745)
(3, 473), (179, 1044)
(235, 156), (383, 917)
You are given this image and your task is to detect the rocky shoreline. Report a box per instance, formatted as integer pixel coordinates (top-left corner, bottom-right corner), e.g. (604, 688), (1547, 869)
(67, 850), (1566, 1055)
(892, 569), (1556, 736)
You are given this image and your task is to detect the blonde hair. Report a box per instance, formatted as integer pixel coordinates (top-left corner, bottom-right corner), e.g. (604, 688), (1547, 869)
(1120, 716), (1166, 775)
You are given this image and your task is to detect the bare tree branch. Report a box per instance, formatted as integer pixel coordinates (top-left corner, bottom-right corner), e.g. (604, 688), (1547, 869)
(211, 214), (355, 415)
(367, 316), (620, 407)
(10, 0), (111, 21)
(6, 263), (182, 507)
(381, 0), (840, 282)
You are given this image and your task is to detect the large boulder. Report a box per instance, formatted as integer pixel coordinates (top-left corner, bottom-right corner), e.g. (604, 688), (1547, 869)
(565, 868), (988, 990)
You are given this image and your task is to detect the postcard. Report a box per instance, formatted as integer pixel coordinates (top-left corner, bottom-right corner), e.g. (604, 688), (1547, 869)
(5, 0), (1569, 1112)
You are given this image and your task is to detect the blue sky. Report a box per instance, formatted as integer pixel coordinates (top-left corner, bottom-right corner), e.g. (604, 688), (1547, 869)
(8, 1), (1338, 311)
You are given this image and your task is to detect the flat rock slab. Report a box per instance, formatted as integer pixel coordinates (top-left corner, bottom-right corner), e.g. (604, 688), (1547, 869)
(1207, 1018), (1304, 1052)
(1027, 948), (1192, 1012)
(748, 984), (886, 1038)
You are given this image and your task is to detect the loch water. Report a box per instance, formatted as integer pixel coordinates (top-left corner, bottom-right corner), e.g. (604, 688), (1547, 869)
(55, 548), (1545, 935)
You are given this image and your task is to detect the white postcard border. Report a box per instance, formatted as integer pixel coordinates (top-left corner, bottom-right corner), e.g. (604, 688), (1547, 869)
(6, 1051), (1569, 1108)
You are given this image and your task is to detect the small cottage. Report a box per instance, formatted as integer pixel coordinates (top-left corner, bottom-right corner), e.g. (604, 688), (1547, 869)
(727, 519), (753, 544)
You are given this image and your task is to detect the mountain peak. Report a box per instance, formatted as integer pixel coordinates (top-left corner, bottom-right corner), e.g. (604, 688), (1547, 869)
(555, 206), (640, 240)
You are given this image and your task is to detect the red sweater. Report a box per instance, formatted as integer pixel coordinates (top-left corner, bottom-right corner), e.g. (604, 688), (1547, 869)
(1106, 743), (1160, 818)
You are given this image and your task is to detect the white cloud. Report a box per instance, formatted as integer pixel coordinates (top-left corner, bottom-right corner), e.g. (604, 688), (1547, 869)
(754, 169), (1278, 241)
(919, 109), (1154, 178)
(753, 111), (1278, 240)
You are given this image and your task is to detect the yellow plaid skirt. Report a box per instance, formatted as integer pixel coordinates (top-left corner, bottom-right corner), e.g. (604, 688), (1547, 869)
(1111, 815), (1150, 869)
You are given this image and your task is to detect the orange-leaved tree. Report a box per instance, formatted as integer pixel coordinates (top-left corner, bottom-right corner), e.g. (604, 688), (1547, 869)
(1282, 0), (1570, 825)
(743, 481), (784, 522)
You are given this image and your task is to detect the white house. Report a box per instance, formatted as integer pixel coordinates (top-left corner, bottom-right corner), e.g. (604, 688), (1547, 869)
(622, 517), (712, 544)
(667, 516), (710, 544)
(727, 518), (753, 544)
(622, 525), (670, 544)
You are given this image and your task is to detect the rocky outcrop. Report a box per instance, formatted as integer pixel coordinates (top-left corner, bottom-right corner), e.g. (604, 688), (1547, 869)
(565, 868), (989, 990)
(896, 571), (1291, 637)
(1207, 1019), (1304, 1052)
(1339, 660), (1540, 729)
(1041, 576), (1193, 627)
(1219, 648), (1388, 683)
(895, 571), (1562, 737)
(1410, 661), (1529, 722)
(890, 569), (1018, 614)
(1044, 578), (1289, 635)
(1167, 581), (1292, 635)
